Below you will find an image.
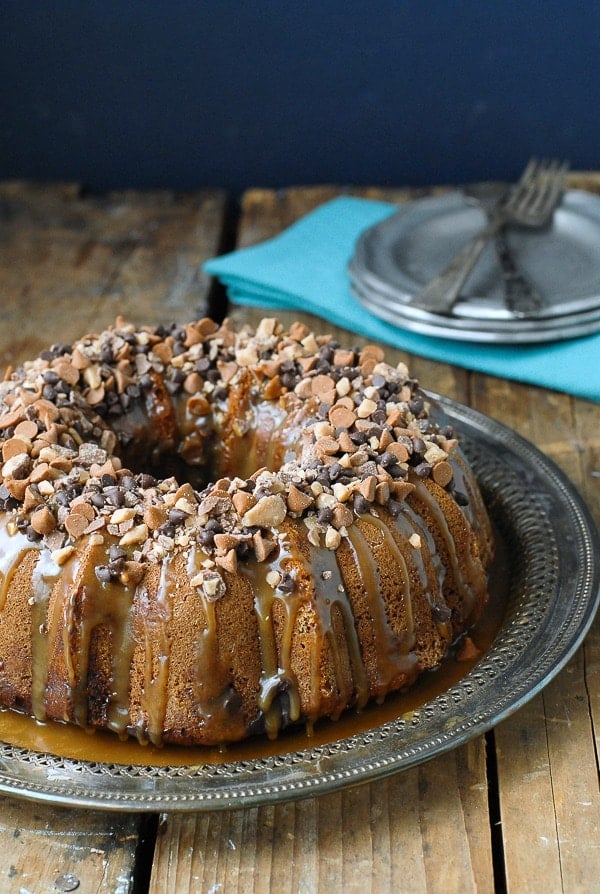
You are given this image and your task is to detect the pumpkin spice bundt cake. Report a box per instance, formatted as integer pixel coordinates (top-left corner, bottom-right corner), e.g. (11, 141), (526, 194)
(0, 317), (493, 747)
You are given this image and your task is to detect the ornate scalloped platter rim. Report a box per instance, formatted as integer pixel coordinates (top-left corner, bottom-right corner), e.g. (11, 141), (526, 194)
(0, 395), (598, 811)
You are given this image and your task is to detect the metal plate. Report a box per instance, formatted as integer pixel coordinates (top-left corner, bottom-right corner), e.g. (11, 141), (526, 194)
(0, 397), (598, 811)
(350, 190), (600, 342)
(351, 278), (600, 344)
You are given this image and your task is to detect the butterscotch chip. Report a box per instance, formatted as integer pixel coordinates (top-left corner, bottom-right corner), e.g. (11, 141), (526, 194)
(310, 374), (336, 404)
(232, 491), (257, 516)
(375, 481), (390, 504)
(390, 481), (416, 501)
(14, 420), (38, 440)
(253, 531), (277, 562)
(29, 462), (50, 483)
(386, 408), (405, 427)
(30, 505), (57, 535)
(217, 360), (238, 383)
(337, 431), (357, 454)
(183, 371), (203, 394)
(332, 503), (353, 529)
(297, 355), (318, 374)
(358, 476), (377, 502)
(5, 478), (29, 500)
(213, 533), (242, 553)
(65, 512), (89, 540)
(70, 347), (90, 370)
(86, 385), (105, 405)
(152, 341), (173, 364)
(378, 428), (394, 450)
(196, 317), (219, 336)
(333, 349), (355, 366)
(432, 460), (453, 487)
(328, 404), (357, 429)
(23, 485), (43, 512)
(314, 436), (339, 457)
(289, 321), (310, 341)
(360, 344), (385, 363)
(0, 407), (24, 429)
(386, 442), (410, 463)
(2, 437), (30, 461)
(286, 484), (314, 514)
(52, 358), (80, 386)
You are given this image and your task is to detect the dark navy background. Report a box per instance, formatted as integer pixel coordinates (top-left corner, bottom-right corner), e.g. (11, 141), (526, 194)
(1, 1), (599, 194)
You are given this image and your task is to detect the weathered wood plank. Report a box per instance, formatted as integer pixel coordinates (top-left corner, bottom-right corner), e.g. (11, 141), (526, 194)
(470, 369), (600, 891)
(150, 741), (492, 894)
(0, 795), (141, 892)
(0, 180), (226, 368)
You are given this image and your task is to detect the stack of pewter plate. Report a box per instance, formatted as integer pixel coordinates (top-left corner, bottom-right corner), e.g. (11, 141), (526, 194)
(348, 189), (600, 343)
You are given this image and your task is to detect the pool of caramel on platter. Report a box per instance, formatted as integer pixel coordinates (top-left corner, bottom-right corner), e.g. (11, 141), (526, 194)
(0, 533), (508, 768)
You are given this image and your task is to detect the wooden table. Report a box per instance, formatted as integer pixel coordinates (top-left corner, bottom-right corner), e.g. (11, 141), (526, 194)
(0, 179), (598, 893)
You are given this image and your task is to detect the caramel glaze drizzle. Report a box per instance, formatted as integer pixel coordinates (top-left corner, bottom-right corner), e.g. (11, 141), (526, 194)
(0, 375), (488, 747)
(0, 471), (483, 747)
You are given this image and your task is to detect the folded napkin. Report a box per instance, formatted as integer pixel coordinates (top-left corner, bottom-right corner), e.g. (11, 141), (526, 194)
(204, 197), (600, 403)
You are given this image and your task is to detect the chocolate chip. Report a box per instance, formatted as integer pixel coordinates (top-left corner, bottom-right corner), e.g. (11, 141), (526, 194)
(353, 494), (371, 515)
(414, 462), (433, 478)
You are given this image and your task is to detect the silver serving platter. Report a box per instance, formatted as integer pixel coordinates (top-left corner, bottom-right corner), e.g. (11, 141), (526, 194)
(0, 396), (598, 812)
(350, 190), (600, 342)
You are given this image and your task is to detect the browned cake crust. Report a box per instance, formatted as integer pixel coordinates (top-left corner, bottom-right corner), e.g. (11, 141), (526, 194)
(0, 317), (494, 746)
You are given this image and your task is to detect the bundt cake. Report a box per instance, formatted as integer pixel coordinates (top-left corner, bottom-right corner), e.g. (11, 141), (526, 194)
(0, 317), (494, 747)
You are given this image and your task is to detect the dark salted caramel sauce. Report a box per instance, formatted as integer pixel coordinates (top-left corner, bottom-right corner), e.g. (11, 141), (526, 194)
(0, 530), (508, 768)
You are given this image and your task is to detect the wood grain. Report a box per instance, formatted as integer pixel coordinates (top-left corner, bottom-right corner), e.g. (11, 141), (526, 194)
(0, 177), (598, 892)
(151, 742), (492, 893)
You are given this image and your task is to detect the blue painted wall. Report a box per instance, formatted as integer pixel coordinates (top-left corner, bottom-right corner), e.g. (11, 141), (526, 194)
(1, 1), (598, 193)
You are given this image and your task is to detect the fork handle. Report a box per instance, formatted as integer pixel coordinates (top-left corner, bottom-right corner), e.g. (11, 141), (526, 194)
(494, 228), (543, 317)
(412, 220), (499, 315)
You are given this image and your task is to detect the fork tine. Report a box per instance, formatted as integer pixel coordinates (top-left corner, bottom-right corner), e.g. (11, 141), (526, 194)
(508, 157), (542, 205)
(528, 158), (568, 216)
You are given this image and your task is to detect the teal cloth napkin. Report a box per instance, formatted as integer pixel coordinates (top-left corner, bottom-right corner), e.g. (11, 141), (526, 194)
(204, 197), (600, 403)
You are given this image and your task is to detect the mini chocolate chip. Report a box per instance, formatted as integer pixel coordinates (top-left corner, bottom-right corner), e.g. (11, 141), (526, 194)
(278, 572), (295, 593)
(109, 545), (127, 562)
(415, 462), (433, 477)
(409, 395), (425, 414)
(353, 494), (371, 515)
(95, 566), (112, 583)
(328, 462), (343, 481)
(104, 486), (125, 506)
(387, 499), (403, 516)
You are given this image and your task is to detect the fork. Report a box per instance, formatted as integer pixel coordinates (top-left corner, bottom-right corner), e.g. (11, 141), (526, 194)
(412, 158), (569, 316)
